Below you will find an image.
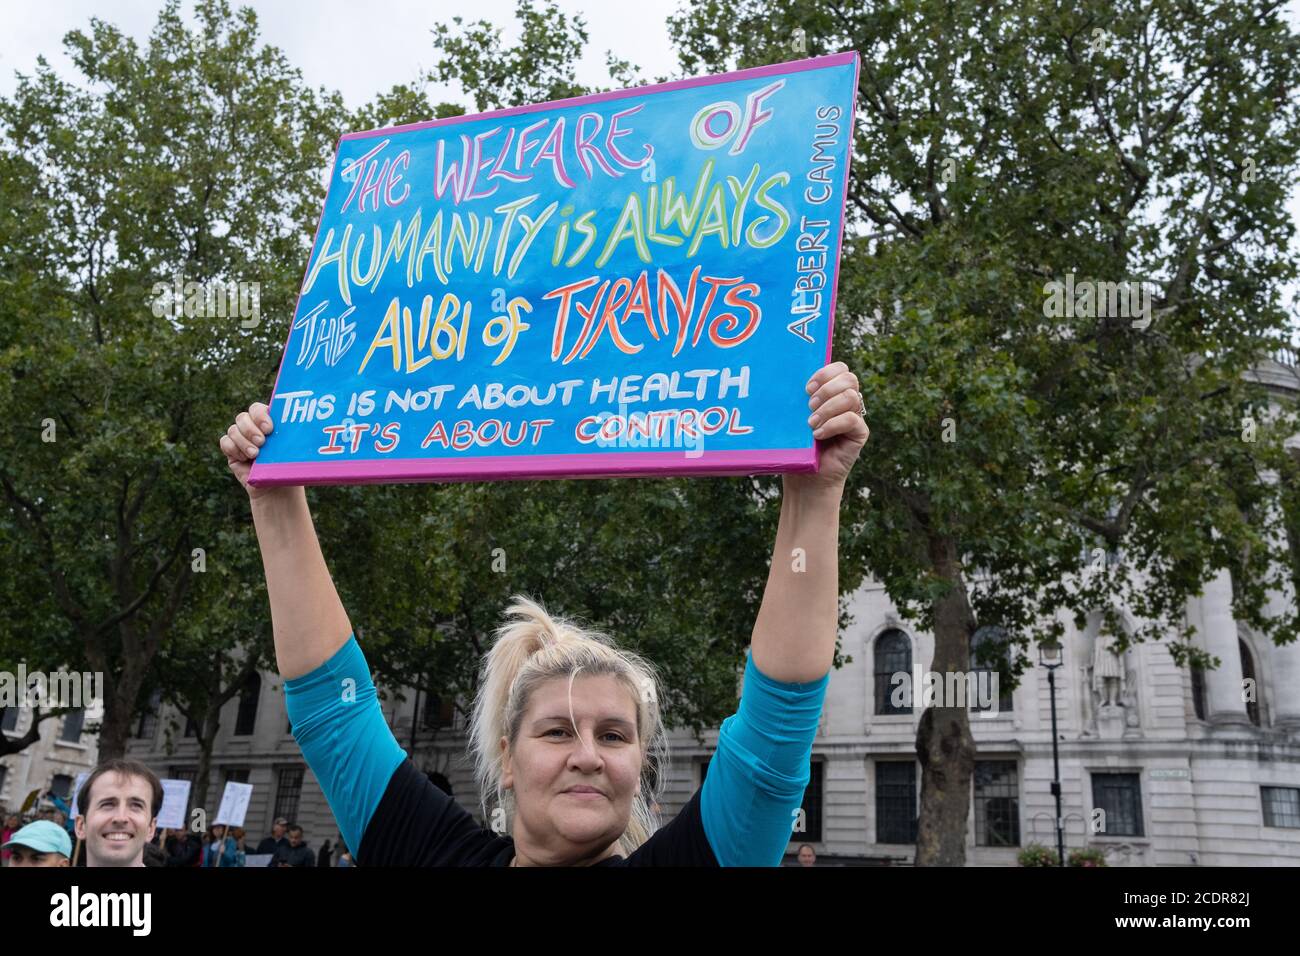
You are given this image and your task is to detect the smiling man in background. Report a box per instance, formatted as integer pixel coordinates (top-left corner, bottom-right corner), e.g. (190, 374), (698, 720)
(74, 758), (163, 867)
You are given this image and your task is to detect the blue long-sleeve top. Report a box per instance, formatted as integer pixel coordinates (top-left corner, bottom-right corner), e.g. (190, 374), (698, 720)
(285, 633), (828, 866)
(201, 835), (239, 868)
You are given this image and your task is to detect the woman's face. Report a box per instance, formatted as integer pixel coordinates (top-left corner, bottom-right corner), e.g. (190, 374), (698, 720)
(501, 674), (642, 865)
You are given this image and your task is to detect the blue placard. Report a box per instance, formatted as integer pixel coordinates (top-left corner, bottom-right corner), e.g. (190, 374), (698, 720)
(249, 52), (859, 486)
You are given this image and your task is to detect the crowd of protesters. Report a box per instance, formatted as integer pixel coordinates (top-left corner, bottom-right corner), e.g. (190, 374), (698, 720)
(1, 758), (353, 867)
(4, 757), (817, 868)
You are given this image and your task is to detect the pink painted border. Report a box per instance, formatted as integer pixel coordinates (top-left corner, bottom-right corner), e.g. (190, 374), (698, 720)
(811, 48), (862, 474)
(249, 51), (860, 488)
(823, 52), (862, 380)
(253, 449), (813, 486)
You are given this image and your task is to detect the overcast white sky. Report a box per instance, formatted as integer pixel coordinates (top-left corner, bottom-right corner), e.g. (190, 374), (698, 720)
(0, 0), (686, 106)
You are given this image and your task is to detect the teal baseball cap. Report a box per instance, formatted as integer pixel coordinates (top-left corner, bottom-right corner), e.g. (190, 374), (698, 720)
(3, 819), (73, 857)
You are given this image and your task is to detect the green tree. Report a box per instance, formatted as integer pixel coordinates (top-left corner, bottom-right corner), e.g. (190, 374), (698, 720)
(152, 527), (275, 817)
(0, 143), (81, 758)
(425, 0), (644, 114)
(0, 0), (347, 758)
(669, 0), (1300, 864)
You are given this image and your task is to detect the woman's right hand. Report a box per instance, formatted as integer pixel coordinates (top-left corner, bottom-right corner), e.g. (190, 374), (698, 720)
(220, 402), (280, 499)
(226, 398), (351, 679)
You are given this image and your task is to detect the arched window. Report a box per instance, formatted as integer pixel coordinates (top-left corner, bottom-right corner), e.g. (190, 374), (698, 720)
(874, 629), (913, 715)
(234, 673), (261, 736)
(970, 626), (1014, 713)
(1240, 639), (1260, 727)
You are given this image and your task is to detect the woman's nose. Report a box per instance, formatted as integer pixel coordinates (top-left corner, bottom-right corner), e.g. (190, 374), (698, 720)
(566, 730), (603, 766)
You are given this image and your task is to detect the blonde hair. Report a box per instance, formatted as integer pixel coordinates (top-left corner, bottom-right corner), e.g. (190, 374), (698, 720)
(468, 594), (668, 858)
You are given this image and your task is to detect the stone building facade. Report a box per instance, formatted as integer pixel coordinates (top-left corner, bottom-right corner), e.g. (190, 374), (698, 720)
(1, 700), (102, 818)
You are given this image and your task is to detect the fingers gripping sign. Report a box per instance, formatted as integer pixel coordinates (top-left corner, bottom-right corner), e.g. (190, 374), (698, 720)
(794, 361), (868, 489)
(220, 402), (277, 498)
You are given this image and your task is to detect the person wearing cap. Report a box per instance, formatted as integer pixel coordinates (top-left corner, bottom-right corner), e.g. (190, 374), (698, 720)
(3, 820), (72, 867)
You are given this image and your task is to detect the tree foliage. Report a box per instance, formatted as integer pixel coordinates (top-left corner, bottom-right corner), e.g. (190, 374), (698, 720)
(668, 0), (1300, 863)
(0, 0), (347, 757)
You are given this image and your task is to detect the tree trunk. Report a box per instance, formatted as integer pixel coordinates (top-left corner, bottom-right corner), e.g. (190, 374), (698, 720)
(914, 532), (977, 866)
(194, 709), (222, 825)
(97, 633), (154, 760)
(96, 689), (135, 760)
(94, 537), (191, 761)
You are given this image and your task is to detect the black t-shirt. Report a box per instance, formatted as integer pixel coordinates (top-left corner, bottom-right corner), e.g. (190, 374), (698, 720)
(358, 759), (719, 866)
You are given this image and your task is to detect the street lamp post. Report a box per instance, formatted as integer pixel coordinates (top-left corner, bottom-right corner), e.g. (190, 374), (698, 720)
(1040, 641), (1066, 868)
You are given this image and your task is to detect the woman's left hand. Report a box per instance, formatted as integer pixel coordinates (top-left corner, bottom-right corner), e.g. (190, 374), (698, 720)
(787, 361), (869, 495)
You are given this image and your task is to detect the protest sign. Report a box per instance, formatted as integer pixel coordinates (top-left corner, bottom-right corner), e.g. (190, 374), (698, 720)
(156, 779), (192, 830)
(213, 782), (253, 828)
(249, 51), (859, 486)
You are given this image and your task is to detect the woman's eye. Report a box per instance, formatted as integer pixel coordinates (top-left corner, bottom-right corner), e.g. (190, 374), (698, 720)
(545, 728), (626, 742)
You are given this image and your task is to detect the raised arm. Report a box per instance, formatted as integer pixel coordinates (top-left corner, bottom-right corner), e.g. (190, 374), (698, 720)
(219, 402), (352, 678)
(699, 362), (867, 866)
(750, 361), (868, 683)
(220, 402), (406, 857)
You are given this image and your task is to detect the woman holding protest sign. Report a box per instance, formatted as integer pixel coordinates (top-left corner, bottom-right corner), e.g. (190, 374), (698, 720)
(201, 824), (240, 868)
(219, 361), (867, 866)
